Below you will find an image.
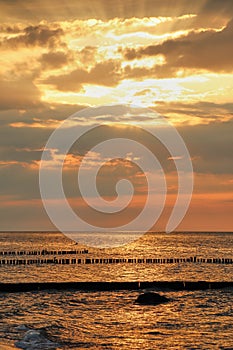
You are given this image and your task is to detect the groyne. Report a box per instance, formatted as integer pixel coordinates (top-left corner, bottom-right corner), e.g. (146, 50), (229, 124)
(0, 249), (88, 256)
(0, 256), (232, 266)
(0, 281), (232, 293)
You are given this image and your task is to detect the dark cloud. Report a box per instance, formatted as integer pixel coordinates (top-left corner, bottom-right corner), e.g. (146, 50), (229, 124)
(39, 51), (72, 69)
(123, 64), (176, 79)
(179, 119), (233, 174)
(77, 46), (98, 65)
(44, 60), (121, 91)
(0, 103), (88, 127)
(0, 147), (42, 163)
(1, 24), (64, 49)
(155, 101), (233, 120)
(0, 163), (40, 199)
(0, 77), (41, 110)
(123, 18), (233, 73)
(190, 0), (233, 28)
(0, 24), (21, 33)
(200, 0), (233, 17)
(0, 125), (51, 150)
(0, 98), (232, 180)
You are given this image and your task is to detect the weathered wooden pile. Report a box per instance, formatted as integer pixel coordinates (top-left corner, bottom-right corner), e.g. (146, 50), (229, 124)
(0, 250), (232, 266)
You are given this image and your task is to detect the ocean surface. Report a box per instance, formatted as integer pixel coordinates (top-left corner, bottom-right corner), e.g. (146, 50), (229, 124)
(0, 231), (232, 349)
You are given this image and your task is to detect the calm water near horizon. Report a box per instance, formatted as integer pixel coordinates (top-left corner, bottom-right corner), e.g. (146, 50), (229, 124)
(0, 231), (232, 349)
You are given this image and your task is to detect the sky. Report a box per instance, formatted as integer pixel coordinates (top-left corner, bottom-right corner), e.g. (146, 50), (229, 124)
(0, 0), (232, 232)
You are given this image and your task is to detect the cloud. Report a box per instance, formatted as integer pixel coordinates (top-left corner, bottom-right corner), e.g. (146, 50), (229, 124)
(0, 125), (51, 151)
(0, 147), (43, 163)
(0, 24), (64, 49)
(0, 77), (41, 110)
(191, 0), (233, 28)
(0, 1), (204, 21)
(0, 100), (232, 179)
(0, 163), (40, 199)
(179, 119), (233, 174)
(0, 1), (232, 231)
(44, 60), (122, 91)
(0, 116), (232, 231)
(0, 102), (88, 128)
(39, 51), (72, 69)
(155, 101), (233, 123)
(199, 0), (233, 17)
(77, 46), (98, 65)
(123, 18), (233, 73)
(123, 64), (176, 79)
(0, 24), (21, 33)
(3, 1), (233, 23)
(193, 173), (233, 194)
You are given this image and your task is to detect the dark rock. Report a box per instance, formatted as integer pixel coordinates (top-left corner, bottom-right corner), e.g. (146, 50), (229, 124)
(135, 292), (169, 305)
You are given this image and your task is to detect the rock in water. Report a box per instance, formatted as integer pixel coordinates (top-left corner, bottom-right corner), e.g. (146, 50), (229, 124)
(135, 292), (169, 305)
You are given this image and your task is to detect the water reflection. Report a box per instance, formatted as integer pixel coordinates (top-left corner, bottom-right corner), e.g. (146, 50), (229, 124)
(1, 289), (232, 349)
(0, 232), (232, 283)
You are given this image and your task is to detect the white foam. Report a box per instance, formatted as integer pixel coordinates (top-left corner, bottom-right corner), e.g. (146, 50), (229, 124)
(15, 325), (30, 332)
(15, 329), (60, 350)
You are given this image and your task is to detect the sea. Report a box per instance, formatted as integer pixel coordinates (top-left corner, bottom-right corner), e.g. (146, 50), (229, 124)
(0, 231), (232, 349)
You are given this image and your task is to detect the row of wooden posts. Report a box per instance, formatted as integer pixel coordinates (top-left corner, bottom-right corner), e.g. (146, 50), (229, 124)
(0, 256), (232, 266)
(0, 249), (88, 256)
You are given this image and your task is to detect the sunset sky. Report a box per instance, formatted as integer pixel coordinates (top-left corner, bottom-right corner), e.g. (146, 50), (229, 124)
(0, 0), (232, 231)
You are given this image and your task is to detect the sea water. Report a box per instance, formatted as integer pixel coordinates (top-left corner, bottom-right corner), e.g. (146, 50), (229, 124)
(0, 232), (232, 349)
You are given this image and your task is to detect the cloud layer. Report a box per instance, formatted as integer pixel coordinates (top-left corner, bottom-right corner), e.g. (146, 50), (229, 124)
(0, 0), (232, 230)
